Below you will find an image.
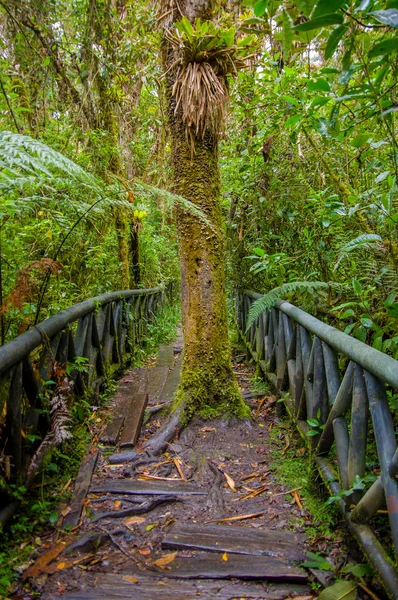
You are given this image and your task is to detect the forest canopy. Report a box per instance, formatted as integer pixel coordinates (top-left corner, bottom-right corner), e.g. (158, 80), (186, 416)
(0, 0), (397, 358)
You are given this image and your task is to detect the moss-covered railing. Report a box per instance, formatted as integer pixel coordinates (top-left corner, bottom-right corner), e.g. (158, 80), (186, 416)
(0, 285), (172, 527)
(237, 290), (398, 598)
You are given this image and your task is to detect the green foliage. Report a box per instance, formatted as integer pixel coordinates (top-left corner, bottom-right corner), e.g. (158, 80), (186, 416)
(246, 281), (342, 330)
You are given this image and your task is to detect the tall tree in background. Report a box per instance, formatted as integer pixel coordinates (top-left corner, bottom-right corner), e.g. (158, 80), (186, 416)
(159, 0), (249, 420)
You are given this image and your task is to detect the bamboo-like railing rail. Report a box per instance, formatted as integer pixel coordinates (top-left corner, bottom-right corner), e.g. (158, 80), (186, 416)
(0, 284), (172, 527)
(237, 290), (398, 598)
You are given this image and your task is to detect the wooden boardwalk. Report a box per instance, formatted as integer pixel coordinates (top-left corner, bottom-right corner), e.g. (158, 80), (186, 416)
(42, 339), (312, 599)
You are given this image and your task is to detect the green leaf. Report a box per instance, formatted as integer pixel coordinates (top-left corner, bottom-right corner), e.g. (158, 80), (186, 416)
(369, 38), (398, 58)
(282, 10), (294, 57)
(340, 309), (355, 318)
(325, 24), (348, 59)
(221, 27), (235, 47)
(307, 418), (320, 427)
(384, 292), (397, 308)
(253, 0), (268, 16)
(282, 95), (300, 106)
(317, 581), (357, 600)
(355, 325), (367, 343)
(369, 9), (398, 27)
(306, 429), (319, 436)
(341, 563), (371, 577)
(313, 0), (346, 18)
(175, 16), (194, 39)
(43, 56), (51, 67)
(307, 78), (331, 92)
(352, 278), (362, 295)
(351, 133), (372, 147)
(285, 114), (302, 127)
(360, 316), (373, 327)
(49, 512), (58, 525)
(293, 13), (344, 31)
(295, 0), (314, 17)
(375, 170), (390, 183)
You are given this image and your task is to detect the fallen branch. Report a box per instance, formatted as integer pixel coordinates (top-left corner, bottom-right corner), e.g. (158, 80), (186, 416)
(207, 511), (264, 524)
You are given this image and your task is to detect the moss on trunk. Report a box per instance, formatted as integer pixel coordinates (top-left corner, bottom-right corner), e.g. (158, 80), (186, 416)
(170, 118), (249, 421)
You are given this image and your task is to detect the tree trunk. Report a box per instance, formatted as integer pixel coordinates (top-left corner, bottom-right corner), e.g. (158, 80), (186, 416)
(161, 1), (249, 421)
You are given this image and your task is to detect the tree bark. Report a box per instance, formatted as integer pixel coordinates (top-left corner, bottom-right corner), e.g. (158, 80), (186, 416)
(161, 1), (249, 421)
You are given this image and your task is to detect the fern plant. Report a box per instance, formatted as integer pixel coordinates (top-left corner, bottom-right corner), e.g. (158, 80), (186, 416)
(245, 281), (343, 331)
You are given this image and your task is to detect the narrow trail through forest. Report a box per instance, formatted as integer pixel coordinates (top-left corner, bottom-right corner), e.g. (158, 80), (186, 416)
(23, 337), (351, 599)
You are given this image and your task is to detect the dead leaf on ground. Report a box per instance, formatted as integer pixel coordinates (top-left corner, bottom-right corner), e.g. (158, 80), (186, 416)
(124, 516), (146, 528)
(139, 548), (151, 556)
(153, 552), (178, 568)
(223, 471), (237, 492)
(122, 575), (139, 583)
(114, 500), (121, 508)
(222, 552), (228, 561)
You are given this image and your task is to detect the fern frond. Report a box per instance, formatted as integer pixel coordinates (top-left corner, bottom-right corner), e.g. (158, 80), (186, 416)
(246, 281), (343, 331)
(133, 181), (216, 233)
(0, 131), (103, 193)
(334, 233), (383, 270)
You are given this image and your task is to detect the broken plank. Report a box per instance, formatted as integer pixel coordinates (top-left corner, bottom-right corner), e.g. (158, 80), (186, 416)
(121, 551), (307, 582)
(100, 416), (125, 445)
(63, 449), (99, 529)
(47, 573), (311, 600)
(100, 369), (148, 445)
(155, 346), (174, 368)
(162, 523), (306, 561)
(119, 392), (148, 448)
(90, 479), (206, 496)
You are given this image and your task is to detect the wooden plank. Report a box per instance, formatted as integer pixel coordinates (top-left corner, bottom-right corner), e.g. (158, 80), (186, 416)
(119, 392), (148, 448)
(51, 573), (311, 600)
(100, 416), (126, 445)
(155, 345), (174, 367)
(121, 551), (307, 582)
(90, 480), (206, 496)
(63, 448), (99, 529)
(163, 523), (306, 561)
(147, 366), (169, 404)
(100, 369), (147, 445)
(160, 359), (182, 403)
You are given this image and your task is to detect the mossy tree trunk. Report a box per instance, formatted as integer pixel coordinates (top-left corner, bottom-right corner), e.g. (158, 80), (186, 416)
(162, 1), (249, 421)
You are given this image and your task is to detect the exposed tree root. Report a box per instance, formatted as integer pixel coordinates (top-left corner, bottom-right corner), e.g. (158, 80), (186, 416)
(142, 401), (185, 456)
(90, 495), (181, 523)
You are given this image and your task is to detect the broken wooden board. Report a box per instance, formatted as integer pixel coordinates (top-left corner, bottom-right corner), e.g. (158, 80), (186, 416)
(155, 345), (174, 368)
(120, 551), (307, 582)
(100, 369), (147, 445)
(119, 392), (148, 448)
(46, 572), (311, 600)
(146, 366), (169, 405)
(162, 523), (306, 561)
(63, 449), (99, 529)
(90, 479), (206, 496)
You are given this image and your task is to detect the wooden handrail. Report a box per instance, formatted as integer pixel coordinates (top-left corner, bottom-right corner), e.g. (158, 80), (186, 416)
(0, 284), (173, 526)
(237, 290), (398, 598)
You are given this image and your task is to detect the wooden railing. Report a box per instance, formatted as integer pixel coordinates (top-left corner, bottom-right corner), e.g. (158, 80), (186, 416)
(0, 285), (172, 526)
(237, 290), (398, 597)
